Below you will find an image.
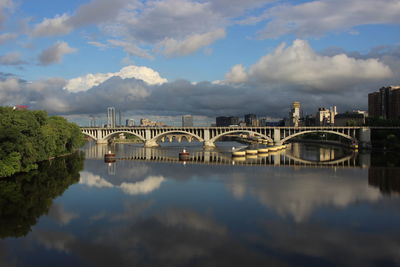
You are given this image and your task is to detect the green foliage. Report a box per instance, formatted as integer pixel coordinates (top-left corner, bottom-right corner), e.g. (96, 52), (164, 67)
(0, 152), (84, 238)
(0, 107), (85, 177)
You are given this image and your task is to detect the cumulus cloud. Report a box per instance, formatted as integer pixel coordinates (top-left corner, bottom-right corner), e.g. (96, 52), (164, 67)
(1, 40), (398, 117)
(158, 29), (226, 57)
(65, 65), (167, 92)
(0, 32), (16, 44)
(38, 41), (76, 65)
(0, 0), (13, 29)
(247, 0), (400, 39)
(32, 14), (72, 37)
(224, 64), (248, 83)
(0, 51), (25, 65)
(47, 203), (79, 225)
(246, 39), (393, 90)
(108, 39), (154, 59)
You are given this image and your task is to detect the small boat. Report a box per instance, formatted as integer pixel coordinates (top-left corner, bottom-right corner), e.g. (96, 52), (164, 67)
(104, 151), (116, 163)
(179, 148), (190, 161)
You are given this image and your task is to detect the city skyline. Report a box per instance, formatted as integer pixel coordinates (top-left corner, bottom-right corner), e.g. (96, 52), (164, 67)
(0, 0), (399, 125)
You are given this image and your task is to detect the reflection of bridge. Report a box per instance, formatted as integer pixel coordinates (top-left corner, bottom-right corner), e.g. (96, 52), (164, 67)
(83, 144), (359, 168)
(81, 126), (372, 148)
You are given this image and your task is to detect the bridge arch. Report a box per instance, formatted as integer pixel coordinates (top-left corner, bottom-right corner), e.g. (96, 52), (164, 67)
(284, 152), (355, 166)
(81, 131), (98, 141)
(151, 130), (204, 143)
(102, 131), (146, 142)
(210, 130), (273, 143)
(281, 130), (356, 144)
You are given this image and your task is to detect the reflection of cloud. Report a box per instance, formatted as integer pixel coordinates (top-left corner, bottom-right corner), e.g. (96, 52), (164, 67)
(33, 230), (75, 253)
(227, 169), (382, 223)
(79, 171), (113, 188)
(159, 209), (226, 235)
(48, 203), (79, 225)
(120, 176), (165, 195)
(80, 172), (165, 196)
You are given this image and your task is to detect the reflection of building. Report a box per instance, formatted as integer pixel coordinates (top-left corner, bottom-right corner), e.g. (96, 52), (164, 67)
(368, 86), (400, 119)
(319, 147), (335, 161)
(107, 107), (116, 128)
(368, 168), (400, 195)
(140, 118), (165, 127)
(182, 115), (193, 127)
(126, 119), (135, 127)
(316, 106), (337, 126)
(335, 111), (367, 126)
(216, 116), (239, 127)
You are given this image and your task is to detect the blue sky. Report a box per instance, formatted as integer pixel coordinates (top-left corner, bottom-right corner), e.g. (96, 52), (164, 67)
(0, 0), (400, 125)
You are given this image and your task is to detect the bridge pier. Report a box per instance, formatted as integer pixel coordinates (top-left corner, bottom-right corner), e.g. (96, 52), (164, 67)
(96, 138), (108, 144)
(203, 140), (216, 148)
(273, 128), (283, 145)
(144, 139), (159, 148)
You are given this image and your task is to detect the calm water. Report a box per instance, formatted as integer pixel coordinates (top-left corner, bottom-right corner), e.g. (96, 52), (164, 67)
(1, 142), (400, 266)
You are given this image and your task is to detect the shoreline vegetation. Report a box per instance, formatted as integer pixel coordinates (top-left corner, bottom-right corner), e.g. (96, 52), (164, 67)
(0, 107), (85, 178)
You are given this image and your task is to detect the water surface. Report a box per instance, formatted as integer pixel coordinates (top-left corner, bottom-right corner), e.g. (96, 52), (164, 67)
(1, 142), (400, 266)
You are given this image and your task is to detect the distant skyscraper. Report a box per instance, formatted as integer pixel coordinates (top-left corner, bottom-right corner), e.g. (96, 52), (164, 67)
(216, 116), (239, 127)
(182, 115), (193, 127)
(244, 114), (257, 126)
(107, 107), (116, 128)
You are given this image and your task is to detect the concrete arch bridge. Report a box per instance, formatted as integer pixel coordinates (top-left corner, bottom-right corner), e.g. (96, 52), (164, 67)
(80, 126), (372, 148)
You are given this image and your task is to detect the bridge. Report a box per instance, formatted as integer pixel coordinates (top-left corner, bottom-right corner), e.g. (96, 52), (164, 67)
(80, 126), (373, 148)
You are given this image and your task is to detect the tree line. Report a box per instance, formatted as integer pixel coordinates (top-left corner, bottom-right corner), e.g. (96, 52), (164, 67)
(0, 107), (85, 178)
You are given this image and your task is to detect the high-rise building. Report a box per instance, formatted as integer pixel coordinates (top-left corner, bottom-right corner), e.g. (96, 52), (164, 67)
(216, 116), (239, 127)
(368, 86), (400, 119)
(289, 101), (301, 127)
(107, 107), (116, 128)
(244, 114), (257, 126)
(182, 115), (193, 127)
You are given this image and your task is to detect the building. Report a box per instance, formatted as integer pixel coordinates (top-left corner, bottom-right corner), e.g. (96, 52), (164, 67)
(244, 114), (257, 126)
(107, 107), (116, 128)
(216, 116), (239, 127)
(316, 106), (337, 126)
(335, 111), (367, 126)
(126, 119), (135, 127)
(182, 115), (193, 127)
(288, 101), (301, 127)
(140, 118), (165, 127)
(368, 86), (400, 119)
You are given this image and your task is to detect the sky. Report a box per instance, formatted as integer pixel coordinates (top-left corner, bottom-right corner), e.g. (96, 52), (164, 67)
(0, 0), (399, 126)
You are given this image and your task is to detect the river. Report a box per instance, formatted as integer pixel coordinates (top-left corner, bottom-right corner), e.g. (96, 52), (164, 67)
(1, 142), (400, 266)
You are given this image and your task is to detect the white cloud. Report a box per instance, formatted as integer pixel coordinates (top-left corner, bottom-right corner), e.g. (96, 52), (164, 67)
(32, 14), (73, 37)
(0, 0), (13, 28)
(38, 41), (76, 65)
(224, 64), (248, 83)
(120, 176), (165, 195)
(253, 0), (400, 39)
(47, 203), (79, 225)
(158, 29), (226, 57)
(245, 39), (393, 90)
(64, 65), (167, 92)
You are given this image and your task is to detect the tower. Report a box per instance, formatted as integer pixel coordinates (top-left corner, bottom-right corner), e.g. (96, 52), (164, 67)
(107, 107), (116, 128)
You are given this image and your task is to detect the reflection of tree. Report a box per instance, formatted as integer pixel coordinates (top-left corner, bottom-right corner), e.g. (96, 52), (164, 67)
(368, 168), (400, 195)
(0, 152), (84, 238)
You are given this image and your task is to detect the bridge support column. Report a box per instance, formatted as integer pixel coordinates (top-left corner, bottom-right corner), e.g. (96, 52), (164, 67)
(203, 130), (215, 148)
(273, 128), (283, 145)
(96, 138), (108, 144)
(144, 139), (159, 148)
(359, 127), (371, 149)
